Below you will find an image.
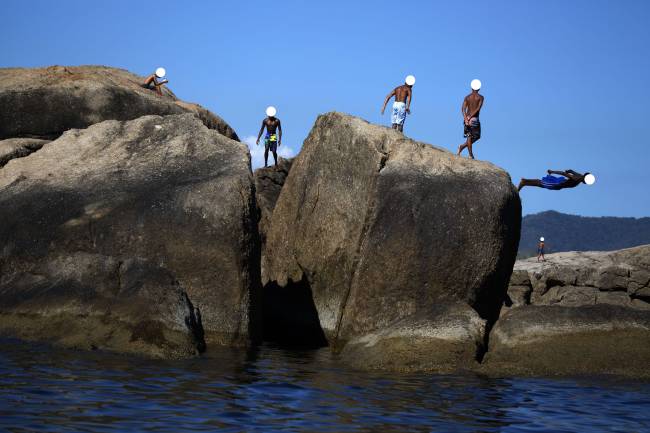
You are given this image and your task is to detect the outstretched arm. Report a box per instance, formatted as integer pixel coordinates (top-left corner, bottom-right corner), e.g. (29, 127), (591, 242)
(278, 120), (282, 145)
(381, 88), (396, 114)
(467, 96), (484, 119)
(256, 121), (265, 145)
(547, 169), (570, 177)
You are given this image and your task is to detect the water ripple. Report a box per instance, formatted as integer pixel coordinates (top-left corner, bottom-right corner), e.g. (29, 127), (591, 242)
(1, 338), (649, 432)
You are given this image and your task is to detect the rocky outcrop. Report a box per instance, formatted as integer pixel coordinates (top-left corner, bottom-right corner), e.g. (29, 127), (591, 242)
(0, 114), (260, 356)
(0, 66), (238, 141)
(504, 246), (650, 310)
(484, 245), (650, 376)
(485, 305), (650, 377)
(263, 112), (521, 370)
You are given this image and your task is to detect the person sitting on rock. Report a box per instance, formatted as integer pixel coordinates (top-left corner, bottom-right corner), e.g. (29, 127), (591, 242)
(142, 67), (168, 96)
(518, 169), (595, 191)
(457, 79), (484, 159)
(381, 75), (415, 132)
(256, 106), (282, 167)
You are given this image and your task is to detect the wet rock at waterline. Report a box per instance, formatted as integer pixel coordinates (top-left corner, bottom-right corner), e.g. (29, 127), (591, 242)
(484, 304), (650, 377)
(0, 254), (204, 358)
(485, 245), (650, 376)
(0, 114), (259, 356)
(340, 304), (486, 372)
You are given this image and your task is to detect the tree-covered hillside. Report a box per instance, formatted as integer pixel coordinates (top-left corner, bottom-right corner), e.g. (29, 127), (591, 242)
(519, 211), (650, 257)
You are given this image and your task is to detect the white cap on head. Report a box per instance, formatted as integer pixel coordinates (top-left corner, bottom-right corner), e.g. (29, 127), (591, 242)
(540, 237), (545, 242)
(471, 79), (481, 90)
(584, 173), (596, 185)
(155, 67), (166, 78)
(266, 106), (277, 117)
(405, 75), (416, 86)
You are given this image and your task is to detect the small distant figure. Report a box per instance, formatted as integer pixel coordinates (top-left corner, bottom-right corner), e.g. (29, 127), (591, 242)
(381, 75), (415, 132)
(142, 67), (168, 96)
(537, 237), (546, 262)
(457, 79), (484, 159)
(518, 170), (595, 192)
(256, 106), (282, 167)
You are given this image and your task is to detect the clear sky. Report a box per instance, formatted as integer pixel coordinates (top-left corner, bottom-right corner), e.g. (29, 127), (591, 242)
(2, 0), (649, 217)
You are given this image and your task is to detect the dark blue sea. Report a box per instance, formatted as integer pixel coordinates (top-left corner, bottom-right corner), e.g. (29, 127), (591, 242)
(1, 338), (649, 433)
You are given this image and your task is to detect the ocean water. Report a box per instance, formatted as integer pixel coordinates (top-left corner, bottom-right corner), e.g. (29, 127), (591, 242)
(1, 338), (649, 433)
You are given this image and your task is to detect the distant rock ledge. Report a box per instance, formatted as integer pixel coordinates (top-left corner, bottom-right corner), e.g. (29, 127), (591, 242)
(482, 245), (650, 377)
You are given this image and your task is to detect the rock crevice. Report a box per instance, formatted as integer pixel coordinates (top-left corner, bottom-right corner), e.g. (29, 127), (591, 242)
(0, 138), (50, 168)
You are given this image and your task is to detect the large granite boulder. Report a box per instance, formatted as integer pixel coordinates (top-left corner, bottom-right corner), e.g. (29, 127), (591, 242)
(0, 113), (260, 356)
(0, 65), (238, 141)
(486, 246), (650, 376)
(263, 112), (521, 369)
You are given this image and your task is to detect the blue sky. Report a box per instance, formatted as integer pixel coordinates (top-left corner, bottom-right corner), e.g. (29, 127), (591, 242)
(2, 0), (649, 217)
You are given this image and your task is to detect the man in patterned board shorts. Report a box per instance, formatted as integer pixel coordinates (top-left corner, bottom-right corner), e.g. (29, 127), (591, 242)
(457, 79), (484, 159)
(256, 106), (282, 168)
(381, 75), (415, 132)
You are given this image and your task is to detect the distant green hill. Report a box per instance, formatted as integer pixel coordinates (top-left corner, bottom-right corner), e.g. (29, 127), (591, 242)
(519, 211), (650, 258)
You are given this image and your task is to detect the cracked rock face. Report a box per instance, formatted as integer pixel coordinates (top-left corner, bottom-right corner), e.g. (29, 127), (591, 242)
(0, 65), (238, 141)
(254, 158), (293, 250)
(0, 114), (260, 356)
(263, 112), (521, 370)
(504, 246), (650, 310)
(254, 158), (294, 281)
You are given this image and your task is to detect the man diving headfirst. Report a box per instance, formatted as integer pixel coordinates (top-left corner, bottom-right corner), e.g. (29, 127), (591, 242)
(518, 169), (596, 192)
(256, 106), (282, 168)
(381, 75), (415, 132)
(457, 79), (484, 159)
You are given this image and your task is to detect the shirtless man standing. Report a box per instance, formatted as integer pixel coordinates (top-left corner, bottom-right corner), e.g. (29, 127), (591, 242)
(457, 79), (484, 159)
(256, 106), (282, 167)
(381, 75), (415, 132)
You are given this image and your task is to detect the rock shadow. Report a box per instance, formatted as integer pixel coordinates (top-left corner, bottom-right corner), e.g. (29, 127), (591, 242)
(262, 276), (328, 349)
